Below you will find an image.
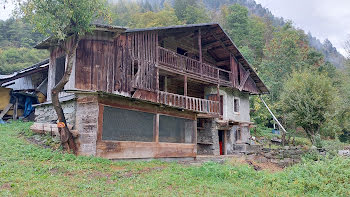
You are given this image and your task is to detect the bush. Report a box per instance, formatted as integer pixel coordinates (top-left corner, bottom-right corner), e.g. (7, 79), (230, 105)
(339, 129), (350, 143)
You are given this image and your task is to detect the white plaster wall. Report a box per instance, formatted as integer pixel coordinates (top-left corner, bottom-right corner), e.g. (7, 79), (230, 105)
(204, 86), (251, 122)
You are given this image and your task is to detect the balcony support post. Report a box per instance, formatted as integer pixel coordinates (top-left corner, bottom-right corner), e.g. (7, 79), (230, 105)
(156, 67), (159, 102)
(217, 84), (220, 114)
(184, 75), (188, 108)
(198, 28), (202, 76)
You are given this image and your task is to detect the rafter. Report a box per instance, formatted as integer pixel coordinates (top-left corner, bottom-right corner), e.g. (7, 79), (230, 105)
(238, 70), (250, 91)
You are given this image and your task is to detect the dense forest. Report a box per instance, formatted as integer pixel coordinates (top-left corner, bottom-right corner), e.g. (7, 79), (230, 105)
(1, 0), (349, 143)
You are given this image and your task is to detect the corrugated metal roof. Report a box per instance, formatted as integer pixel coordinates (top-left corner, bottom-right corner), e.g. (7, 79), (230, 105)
(0, 59), (49, 85)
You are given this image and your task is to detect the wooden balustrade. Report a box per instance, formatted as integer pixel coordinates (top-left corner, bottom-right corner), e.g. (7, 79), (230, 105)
(158, 47), (232, 86)
(157, 91), (220, 114)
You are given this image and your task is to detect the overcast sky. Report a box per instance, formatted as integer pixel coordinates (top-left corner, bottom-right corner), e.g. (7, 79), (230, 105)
(1, 0), (349, 56)
(255, 0), (350, 56)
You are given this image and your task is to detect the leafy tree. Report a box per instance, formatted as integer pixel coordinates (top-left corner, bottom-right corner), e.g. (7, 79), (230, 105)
(246, 15), (266, 62)
(16, 0), (110, 153)
(173, 0), (197, 21)
(129, 4), (181, 28)
(110, 0), (141, 27)
(224, 4), (249, 47)
(280, 70), (337, 144)
(259, 23), (309, 102)
(0, 47), (48, 74)
(183, 4), (210, 24)
(0, 18), (45, 48)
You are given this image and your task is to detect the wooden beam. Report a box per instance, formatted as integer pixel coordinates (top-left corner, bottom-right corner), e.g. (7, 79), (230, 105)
(223, 130), (227, 155)
(202, 40), (220, 49)
(154, 114), (159, 142)
(156, 67), (159, 102)
(184, 75), (188, 96)
(13, 98), (18, 120)
(198, 28), (202, 76)
(164, 76), (168, 92)
(211, 33), (232, 54)
(216, 59), (230, 67)
(207, 49), (221, 62)
(239, 70), (250, 91)
(0, 104), (13, 119)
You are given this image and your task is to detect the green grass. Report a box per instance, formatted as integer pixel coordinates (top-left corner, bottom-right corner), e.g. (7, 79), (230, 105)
(1, 122), (350, 196)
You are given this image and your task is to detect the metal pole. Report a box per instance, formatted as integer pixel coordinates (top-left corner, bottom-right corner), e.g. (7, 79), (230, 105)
(259, 95), (287, 134)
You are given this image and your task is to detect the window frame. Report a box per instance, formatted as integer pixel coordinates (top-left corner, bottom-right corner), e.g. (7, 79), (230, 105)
(233, 97), (240, 114)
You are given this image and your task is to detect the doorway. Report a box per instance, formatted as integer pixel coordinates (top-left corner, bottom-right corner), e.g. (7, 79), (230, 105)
(218, 130), (226, 155)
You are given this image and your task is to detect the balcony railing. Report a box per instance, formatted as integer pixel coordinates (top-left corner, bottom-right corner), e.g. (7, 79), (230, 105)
(158, 91), (220, 114)
(158, 47), (232, 86)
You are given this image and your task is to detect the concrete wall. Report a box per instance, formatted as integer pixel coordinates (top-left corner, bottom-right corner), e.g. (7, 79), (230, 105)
(204, 86), (250, 122)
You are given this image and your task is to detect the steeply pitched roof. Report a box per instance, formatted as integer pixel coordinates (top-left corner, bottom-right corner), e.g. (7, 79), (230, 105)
(34, 23), (269, 94)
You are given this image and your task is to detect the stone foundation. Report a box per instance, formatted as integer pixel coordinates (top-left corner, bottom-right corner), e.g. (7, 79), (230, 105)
(75, 95), (99, 156)
(34, 99), (77, 126)
(197, 119), (220, 155)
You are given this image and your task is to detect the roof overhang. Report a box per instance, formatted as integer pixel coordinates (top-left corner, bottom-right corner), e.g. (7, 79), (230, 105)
(34, 24), (127, 49)
(126, 23), (269, 94)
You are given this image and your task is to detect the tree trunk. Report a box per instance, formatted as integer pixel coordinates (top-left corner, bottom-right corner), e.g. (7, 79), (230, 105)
(51, 34), (80, 154)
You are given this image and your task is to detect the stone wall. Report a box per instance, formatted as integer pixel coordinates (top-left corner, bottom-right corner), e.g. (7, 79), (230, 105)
(75, 94), (99, 156)
(255, 146), (307, 167)
(197, 119), (220, 155)
(34, 99), (77, 126)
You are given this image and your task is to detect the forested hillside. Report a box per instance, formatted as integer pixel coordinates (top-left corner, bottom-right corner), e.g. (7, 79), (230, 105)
(0, 18), (48, 74)
(127, 0), (346, 69)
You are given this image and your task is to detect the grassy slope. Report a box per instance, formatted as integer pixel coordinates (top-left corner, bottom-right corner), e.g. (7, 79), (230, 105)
(0, 122), (349, 196)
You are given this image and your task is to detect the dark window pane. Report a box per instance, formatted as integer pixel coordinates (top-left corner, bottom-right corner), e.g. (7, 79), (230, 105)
(55, 56), (65, 85)
(102, 106), (154, 142)
(159, 115), (194, 143)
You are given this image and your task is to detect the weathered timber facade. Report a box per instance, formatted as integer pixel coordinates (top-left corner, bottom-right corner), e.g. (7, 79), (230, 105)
(33, 23), (268, 159)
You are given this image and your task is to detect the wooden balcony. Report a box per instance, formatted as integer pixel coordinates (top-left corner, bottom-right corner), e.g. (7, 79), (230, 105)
(157, 91), (220, 115)
(158, 47), (232, 86)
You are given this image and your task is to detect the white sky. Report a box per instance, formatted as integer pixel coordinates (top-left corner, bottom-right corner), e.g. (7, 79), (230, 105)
(1, 0), (349, 56)
(0, 2), (14, 20)
(255, 0), (350, 56)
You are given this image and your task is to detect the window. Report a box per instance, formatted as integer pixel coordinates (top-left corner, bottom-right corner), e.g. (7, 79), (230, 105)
(159, 115), (194, 143)
(55, 56), (66, 85)
(233, 98), (240, 113)
(235, 128), (242, 141)
(102, 106), (154, 142)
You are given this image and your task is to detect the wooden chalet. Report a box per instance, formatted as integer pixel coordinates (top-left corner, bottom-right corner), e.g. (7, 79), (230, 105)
(31, 23), (268, 159)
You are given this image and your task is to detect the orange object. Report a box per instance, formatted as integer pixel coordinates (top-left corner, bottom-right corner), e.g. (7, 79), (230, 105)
(57, 122), (66, 128)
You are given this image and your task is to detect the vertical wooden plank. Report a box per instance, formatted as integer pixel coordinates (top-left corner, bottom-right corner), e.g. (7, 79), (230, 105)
(193, 117), (197, 147)
(184, 75), (187, 96)
(217, 84), (220, 114)
(13, 97), (18, 120)
(97, 104), (104, 141)
(223, 130), (227, 155)
(154, 114), (159, 142)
